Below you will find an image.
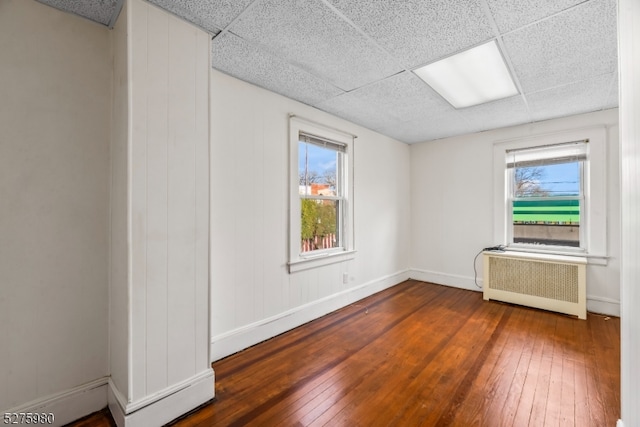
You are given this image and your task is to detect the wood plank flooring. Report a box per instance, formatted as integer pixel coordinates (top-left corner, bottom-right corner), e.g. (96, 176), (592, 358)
(69, 280), (620, 426)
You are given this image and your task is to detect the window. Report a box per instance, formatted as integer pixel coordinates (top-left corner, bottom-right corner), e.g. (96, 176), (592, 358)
(289, 116), (355, 272)
(493, 126), (608, 261)
(507, 141), (588, 249)
(299, 134), (344, 253)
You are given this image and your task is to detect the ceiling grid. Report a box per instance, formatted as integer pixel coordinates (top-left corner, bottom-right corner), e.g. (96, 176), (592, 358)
(36, 0), (618, 144)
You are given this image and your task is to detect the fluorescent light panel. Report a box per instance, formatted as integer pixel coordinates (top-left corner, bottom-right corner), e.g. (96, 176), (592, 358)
(414, 40), (518, 109)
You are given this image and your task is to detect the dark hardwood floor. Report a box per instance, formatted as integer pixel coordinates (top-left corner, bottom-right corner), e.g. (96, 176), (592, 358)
(70, 280), (620, 426)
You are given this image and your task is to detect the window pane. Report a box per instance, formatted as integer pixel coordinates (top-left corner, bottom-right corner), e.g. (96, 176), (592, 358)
(300, 199), (339, 253)
(513, 199), (580, 247)
(299, 141), (338, 197)
(512, 161), (581, 247)
(513, 162), (580, 198)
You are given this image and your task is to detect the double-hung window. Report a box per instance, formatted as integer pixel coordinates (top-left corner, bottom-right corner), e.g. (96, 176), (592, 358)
(289, 116), (355, 272)
(506, 140), (588, 250)
(493, 127), (608, 259)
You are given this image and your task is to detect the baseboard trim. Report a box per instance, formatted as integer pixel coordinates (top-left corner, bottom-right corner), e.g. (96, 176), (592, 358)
(409, 268), (620, 317)
(586, 295), (621, 317)
(210, 269), (411, 362)
(3, 377), (108, 427)
(108, 369), (214, 427)
(409, 268), (483, 292)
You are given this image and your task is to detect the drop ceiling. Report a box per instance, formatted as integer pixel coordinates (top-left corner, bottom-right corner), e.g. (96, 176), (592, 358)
(37, 0), (618, 144)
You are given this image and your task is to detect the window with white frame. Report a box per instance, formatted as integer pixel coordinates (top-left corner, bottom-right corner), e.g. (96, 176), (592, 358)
(493, 126), (608, 260)
(289, 116), (355, 272)
(507, 141), (588, 249)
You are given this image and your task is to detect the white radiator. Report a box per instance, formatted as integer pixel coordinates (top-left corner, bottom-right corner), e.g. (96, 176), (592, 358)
(483, 251), (587, 319)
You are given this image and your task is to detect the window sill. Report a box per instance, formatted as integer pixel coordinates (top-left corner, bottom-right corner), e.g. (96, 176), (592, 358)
(504, 246), (608, 266)
(288, 250), (356, 273)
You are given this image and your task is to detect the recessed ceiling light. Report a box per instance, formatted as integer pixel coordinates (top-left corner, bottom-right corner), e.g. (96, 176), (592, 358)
(414, 40), (519, 109)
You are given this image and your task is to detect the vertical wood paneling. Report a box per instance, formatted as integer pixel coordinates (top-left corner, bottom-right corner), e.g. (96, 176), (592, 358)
(261, 116), (287, 318)
(619, 0), (640, 424)
(194, 29), (211, 375)
(130, 0), (148, 400)
(209, 93), (237, 336)
(109, 0), (130, 398)
(128, 0), (210, 403)
(233, 105), (255, 328)
(144, 4), (169, 395)
(166, 15), (198, 386)
(253, 117), (266, 321)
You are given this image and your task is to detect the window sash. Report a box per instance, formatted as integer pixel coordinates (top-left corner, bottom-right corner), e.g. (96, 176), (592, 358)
(509, 159), (585, 199)
(299, 132), (346, 153)
(507, 160), (585, 249)
(506, 140), (588, 169)
(298, 133), (346, 255)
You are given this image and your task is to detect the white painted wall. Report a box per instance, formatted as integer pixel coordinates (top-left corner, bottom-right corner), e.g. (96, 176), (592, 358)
(108, 1), (213, 425)
(618, 0), (640, 424)
(410, 109), (620, 316)
(0, 0), (110, 421)
(209, 69), (412, 360)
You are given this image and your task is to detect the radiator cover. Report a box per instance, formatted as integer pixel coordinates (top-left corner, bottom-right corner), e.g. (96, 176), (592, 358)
(483, 251), (587, 319)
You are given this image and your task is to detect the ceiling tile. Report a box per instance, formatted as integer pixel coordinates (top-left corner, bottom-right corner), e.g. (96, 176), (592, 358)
(460, 95), (531, 133)
(377, 110), (473, 144)
(316, 72), (455, 132)
(485, 0), (585, 34)
(148, 0), (254, 34)
(36, 0), (119, 26)
(503, 0), (617, 94)
(315, 93), (399, 133)
(211, 32), (344, 106)
(315, 72), (460, 138)
(526, 73), (614, 122)
(228, 0), (403, 91)
(327, 0), (495, 69)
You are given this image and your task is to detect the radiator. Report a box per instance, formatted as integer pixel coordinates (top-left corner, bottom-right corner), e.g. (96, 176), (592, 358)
(483, 251), (587, 319)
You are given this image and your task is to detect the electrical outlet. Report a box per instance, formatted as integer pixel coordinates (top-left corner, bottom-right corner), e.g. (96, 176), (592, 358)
(342, 272), (349, 284)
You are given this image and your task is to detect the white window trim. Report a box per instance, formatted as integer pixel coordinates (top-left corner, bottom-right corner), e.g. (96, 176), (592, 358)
(492, 126), (608, 262)
(288, 116), (355, 273)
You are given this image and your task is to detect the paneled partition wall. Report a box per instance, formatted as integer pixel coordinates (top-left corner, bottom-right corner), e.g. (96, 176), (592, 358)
(108, 1), (213, 426)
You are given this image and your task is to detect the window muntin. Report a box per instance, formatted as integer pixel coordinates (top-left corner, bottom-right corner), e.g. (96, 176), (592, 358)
(507, 141), (587, 249)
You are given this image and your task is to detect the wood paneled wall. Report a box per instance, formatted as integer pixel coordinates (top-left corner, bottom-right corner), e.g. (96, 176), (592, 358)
(109, 1), (213, 424)
(619, 0), (640, 424)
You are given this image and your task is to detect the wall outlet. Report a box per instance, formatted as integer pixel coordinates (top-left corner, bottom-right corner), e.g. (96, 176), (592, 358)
(342, 272), (349, 284)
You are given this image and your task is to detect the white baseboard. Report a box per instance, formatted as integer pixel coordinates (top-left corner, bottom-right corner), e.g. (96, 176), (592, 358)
(409, 268), (483, 293)
(108, 369), (214, 427)
(210, 269), (411, 362)
(2, 377), (108, 427)
(586, 295), (621, 317)
(409, 268), (620, 317)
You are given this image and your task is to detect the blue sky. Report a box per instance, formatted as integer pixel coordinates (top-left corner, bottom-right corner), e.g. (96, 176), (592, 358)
(527, 162), (580, 195)
(298, 142), (337, 176)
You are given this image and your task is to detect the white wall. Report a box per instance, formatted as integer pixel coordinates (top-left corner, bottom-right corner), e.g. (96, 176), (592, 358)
(108, 1), (213, 425)
(410, 109), (620, 316)
(618, 0), (640, 424)
(209, 69), (411, 360)
(0, 0), (110, 422)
